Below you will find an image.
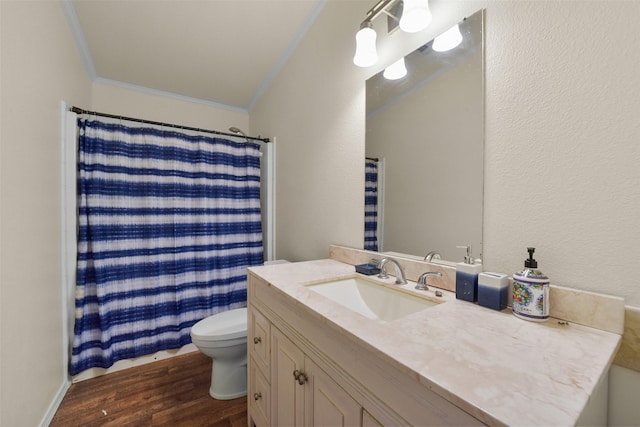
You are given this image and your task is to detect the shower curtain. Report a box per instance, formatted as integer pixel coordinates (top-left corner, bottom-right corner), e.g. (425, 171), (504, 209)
(71, 117), (264, 375)
(364, 160), (379, 251)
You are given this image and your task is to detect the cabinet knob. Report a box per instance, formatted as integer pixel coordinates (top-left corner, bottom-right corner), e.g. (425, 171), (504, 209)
(254, 392), (262, 401)
(253, 336), (262, 344)
(293, 369), (308, 385)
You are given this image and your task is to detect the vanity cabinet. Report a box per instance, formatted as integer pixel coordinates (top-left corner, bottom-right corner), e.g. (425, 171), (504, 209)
(247, 271), (482, 427)
(249, 284), (372, 427)
(248, 274), (383, 427)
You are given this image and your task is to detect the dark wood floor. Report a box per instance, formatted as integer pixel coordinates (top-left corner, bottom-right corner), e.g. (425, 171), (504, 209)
(50, 352), (247, 427)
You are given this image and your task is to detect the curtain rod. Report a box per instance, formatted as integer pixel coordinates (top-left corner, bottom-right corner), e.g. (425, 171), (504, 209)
(366, 156), (379, 162)
(70, 106), (270, 143)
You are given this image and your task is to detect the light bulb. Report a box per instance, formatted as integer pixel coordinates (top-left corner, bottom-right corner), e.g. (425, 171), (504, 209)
(399, 0), (431, 33)
(353, 25), (378, 67)
(432, 24), (463, 52)
(383, 57), (407, 80)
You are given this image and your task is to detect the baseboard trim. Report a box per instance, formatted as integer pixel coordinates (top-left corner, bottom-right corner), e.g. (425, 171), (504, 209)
(38, 379), (71, 427)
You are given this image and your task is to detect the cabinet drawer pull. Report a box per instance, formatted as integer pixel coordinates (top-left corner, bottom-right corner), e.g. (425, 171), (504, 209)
(254, 392), (262, 401)
(253, 336), (262, 344)
(293, 369), (308, 385)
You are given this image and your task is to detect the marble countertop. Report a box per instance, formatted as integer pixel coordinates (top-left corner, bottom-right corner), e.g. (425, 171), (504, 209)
(249, 259), (622, 426)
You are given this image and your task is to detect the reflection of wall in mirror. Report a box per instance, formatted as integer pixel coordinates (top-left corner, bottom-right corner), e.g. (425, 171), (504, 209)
(366, 49), (483, 261)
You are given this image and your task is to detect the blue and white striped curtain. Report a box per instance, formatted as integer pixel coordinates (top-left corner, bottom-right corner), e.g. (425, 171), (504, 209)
(71, 117), (264, 375)
(364, 160), (379, 251)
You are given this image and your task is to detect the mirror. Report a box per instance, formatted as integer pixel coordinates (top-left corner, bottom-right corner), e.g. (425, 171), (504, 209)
(365, 9), (484, 263)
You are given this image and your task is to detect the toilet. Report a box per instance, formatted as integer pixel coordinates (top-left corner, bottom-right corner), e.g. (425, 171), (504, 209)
(190, 307), (248, 400)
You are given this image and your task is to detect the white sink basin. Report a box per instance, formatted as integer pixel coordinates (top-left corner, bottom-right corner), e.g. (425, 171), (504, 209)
(305, 276), (438, 322)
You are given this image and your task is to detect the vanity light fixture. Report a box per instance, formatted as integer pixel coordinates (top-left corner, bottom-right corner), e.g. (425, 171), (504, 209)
(353, 22), (379, 67)
(399, 0), (431, 33)
(432, 23), (463, 52)
(353, 0), (432, 68)
(383, 57), (407, 80)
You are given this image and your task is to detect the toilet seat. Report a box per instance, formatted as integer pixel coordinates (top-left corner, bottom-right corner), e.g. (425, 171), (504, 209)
(191, 307), (247, 342)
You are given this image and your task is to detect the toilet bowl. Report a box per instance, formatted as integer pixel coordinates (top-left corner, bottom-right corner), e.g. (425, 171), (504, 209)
(190, 307), (247, 400)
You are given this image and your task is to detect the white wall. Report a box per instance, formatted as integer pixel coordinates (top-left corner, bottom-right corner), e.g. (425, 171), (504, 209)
(483, 1), (640, 308)
(0, 1), (92, 426)
(250, 1), (367, 262)
(91, 82), (249, 132)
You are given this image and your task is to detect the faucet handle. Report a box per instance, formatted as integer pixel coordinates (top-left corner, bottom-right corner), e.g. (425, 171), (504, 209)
(415, 271), (442, 291)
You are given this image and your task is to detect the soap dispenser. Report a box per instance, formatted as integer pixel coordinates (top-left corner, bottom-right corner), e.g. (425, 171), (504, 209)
(455, 245), (482, 302)
(512, 247), (550, 322)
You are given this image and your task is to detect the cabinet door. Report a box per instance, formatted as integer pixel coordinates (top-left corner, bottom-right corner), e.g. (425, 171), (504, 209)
(271, 327), (306, 427)
(305, 359), (362, 427)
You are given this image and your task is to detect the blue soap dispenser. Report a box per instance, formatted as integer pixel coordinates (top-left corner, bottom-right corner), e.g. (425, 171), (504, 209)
(455, 245), (482, 302)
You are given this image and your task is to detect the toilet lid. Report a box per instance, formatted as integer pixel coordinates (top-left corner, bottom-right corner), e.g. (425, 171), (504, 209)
(190, 307), (247, 342)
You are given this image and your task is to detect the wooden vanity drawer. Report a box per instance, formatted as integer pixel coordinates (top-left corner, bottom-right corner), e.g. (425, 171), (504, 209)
(249, 305), (270, 374)
(249, 355), (271, 427)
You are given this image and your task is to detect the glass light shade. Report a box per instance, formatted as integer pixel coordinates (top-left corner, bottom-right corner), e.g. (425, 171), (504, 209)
(353, 26), (378, 67)
(383, 57), (407, 80)
(432, 24), (463, 52)
(399, 0), (431, 33)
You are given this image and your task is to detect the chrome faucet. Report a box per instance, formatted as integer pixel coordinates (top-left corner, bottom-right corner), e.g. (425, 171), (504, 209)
(377, 258), (408, 285)
(423, 251), (441, 262)
(415, 271), (442, 291)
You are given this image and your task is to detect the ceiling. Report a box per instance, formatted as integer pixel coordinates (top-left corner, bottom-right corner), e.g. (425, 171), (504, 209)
(68, 0), (324, 112)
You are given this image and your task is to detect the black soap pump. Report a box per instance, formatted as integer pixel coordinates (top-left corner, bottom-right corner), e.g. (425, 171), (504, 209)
(525, 248), (537, 269)
(512, 247), (550, 321)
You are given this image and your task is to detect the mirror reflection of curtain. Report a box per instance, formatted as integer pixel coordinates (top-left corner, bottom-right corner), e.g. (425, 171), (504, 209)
(364, 159), (379, 251)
